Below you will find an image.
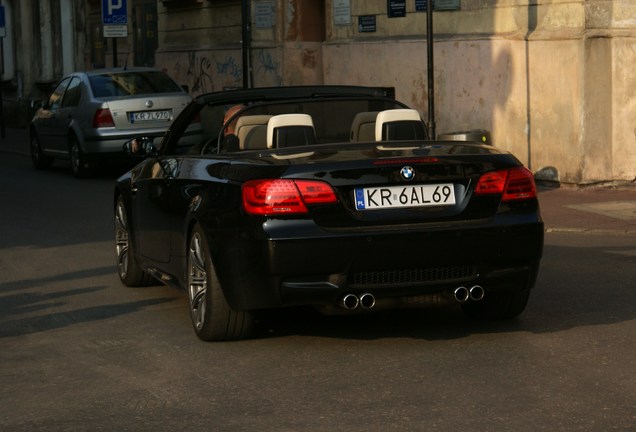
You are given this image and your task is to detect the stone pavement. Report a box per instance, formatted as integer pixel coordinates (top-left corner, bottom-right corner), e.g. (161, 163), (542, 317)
(3, 127), (636, 235)
(538, 184), (636, 235)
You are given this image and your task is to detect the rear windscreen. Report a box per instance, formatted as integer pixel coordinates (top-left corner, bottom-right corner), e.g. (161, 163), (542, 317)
(90, 72), (183, 98)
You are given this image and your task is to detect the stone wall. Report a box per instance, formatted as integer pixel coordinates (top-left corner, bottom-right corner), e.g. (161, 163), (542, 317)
(151, 0), (636, 185)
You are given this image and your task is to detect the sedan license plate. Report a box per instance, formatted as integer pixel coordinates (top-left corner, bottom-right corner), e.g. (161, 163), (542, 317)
(130, 110), (171, 123)
(355, 183), (455, 210)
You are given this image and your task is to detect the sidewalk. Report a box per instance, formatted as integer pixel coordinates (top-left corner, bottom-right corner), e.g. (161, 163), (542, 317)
(538, 184), (636, 235)
(3, 127), (636, 234)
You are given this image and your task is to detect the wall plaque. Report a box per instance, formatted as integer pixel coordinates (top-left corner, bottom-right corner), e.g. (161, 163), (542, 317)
(358, 15), (377, 33)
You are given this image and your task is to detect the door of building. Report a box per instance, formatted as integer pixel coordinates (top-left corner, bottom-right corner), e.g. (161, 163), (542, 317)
(132, 0), (158, 67)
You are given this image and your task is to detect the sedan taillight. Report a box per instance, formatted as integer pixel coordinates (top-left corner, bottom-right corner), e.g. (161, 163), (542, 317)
(93, 108), (115, 128)
(242, 179), (338, 215)
(475, 167), (537, 202)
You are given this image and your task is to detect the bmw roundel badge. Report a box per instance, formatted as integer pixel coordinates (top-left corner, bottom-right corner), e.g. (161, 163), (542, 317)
(400, 166), (415, 181)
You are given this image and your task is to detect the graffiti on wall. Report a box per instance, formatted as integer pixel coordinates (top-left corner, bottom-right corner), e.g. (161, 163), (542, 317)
(255, 50), (283, 86)
(172, 52), (243, 96)
(184, 51), (214, 94)
(216, 56), (242, 81)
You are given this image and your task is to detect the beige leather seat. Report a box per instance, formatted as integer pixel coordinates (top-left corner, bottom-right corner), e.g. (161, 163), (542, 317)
(235, 114), (272, 150)
(349, 111), (379, 142)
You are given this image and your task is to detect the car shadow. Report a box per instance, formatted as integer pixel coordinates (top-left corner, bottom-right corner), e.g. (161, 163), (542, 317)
(0, 294), (176, 338)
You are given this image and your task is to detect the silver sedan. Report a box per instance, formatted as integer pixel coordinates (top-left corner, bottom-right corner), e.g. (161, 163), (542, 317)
(29, 67), (191, 177)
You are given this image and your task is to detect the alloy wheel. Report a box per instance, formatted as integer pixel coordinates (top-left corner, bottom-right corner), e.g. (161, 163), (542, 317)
(188, 232), (208, 331)
(115, 199), (130, 280)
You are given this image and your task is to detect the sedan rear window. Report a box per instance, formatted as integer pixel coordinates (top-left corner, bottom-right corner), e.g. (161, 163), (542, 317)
(90, 71), (182, 98)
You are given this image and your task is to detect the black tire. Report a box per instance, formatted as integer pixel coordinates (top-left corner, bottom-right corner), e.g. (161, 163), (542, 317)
(70, 136), (91, 178)
(461, 287), (530, 320)
(30, 133), (54, 170)
(115, 195), (155, 287)
(187, 224), (254, 341)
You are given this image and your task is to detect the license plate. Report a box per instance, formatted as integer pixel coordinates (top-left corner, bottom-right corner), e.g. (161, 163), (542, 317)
(355, 183), (455, 210)
(130, 110), (171, 123)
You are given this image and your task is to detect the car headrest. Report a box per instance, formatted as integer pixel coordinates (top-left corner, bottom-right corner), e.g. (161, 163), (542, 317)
(267, 114), (316, 148)
(375, 109), (427, 141)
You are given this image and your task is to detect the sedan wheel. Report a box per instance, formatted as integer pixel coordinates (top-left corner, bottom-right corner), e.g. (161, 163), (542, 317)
(30, 134), (53, 169)
(188, 224), (253, 341)
(115, 196), (153, 287)
(70, 137), (90, 178)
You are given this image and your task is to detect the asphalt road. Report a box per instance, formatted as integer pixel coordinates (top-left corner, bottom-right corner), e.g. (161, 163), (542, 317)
(1, 153), (636, 431)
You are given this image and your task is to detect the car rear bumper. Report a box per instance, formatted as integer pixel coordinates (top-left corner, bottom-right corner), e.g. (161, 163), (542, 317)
(213, 220), (544, 311)
(83, 128), (166, 154)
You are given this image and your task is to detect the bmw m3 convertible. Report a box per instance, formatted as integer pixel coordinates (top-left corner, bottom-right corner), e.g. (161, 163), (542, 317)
(114, 86), (544, 341)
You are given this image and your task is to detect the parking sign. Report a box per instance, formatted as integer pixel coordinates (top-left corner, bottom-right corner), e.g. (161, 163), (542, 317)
(102, 0), (128, 25)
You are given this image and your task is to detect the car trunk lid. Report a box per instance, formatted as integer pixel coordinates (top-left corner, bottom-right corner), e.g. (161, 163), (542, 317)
(102, 94), (191, 130)
(235, 141), (534, 228)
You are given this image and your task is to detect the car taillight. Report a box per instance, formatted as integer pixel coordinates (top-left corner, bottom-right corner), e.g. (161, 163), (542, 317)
(242, 179), (338, 215)
(93, 108), (115, 128)
(475, 167), (537, 202)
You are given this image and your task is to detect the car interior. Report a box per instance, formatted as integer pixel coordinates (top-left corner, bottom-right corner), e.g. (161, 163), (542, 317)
(174, 99), (429, 156)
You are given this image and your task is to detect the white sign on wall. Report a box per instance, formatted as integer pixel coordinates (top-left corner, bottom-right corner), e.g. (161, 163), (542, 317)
(255, 1), (275, 28)
(334, 0), (351, 26)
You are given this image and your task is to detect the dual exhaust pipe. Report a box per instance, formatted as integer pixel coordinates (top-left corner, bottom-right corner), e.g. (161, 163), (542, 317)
(338, 286), (484, 311)
(453, 285), (485, 303)
(340, 293), (376, 310)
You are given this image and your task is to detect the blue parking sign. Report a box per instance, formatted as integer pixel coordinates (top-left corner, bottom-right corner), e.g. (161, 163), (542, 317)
(102, 0), (127, 25)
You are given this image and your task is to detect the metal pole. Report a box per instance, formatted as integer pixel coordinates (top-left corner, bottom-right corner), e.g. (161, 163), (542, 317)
(0, 0), (5, 139)
(113, 38), (118, 68)
(241, 0), (252, 88)
(426, 0), (436, 139)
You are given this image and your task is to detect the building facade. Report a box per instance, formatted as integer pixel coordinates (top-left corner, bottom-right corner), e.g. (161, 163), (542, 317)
(2, 0), (635, 185)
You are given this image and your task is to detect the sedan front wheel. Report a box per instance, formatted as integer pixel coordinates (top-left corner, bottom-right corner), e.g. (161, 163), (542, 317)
(30, 133), (54, 170)
(188, 224), (253, 341)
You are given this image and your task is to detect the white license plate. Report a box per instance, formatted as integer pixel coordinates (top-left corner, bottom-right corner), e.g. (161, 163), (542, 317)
(130, 110), (171, 123)
(355, 183), (455, 210)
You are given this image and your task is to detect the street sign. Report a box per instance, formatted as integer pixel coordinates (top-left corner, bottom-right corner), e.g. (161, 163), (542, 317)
(102, 0), (128, 38)
(102, 0), (128, 25)
(104, 25), (128, 38)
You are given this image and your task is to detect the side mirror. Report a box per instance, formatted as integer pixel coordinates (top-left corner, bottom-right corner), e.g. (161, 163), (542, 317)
(123, 137), (158, 157)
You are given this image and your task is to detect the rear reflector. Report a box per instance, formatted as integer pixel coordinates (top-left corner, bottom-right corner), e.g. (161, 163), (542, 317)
(475, 167), (537, 202)
(242, 179), (338, 215)
(92, 108), (115, 128)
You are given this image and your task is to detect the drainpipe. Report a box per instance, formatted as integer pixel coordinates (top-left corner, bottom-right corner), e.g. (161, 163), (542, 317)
(40, 0), (54, 82)
(241, 0), (252, 88)
(426, 0), (436, 139)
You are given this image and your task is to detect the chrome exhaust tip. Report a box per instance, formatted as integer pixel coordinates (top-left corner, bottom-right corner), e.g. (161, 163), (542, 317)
(453, 286), (470, 303)
(469, 285), (485, 301)
(359, 293), (376, 309)
(340, 294), (359, 310)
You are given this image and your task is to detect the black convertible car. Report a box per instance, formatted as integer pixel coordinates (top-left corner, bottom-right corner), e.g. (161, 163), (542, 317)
(114, 86), (544, 341)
